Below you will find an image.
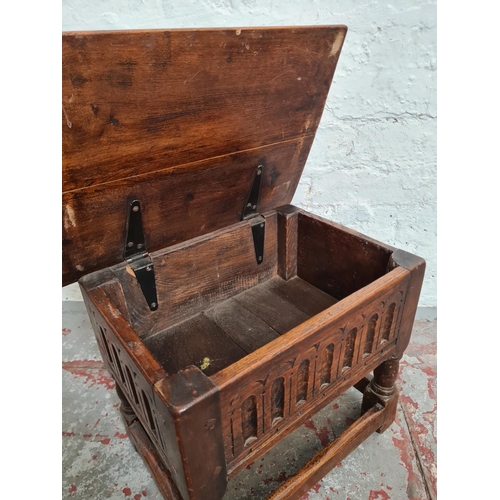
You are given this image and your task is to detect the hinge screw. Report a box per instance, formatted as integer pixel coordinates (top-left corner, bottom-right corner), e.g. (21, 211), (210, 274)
(132, 205), (139, 212)
(127, 242), (134, 248)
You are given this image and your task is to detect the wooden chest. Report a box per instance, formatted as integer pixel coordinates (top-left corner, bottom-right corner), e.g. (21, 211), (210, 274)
(62, 26), (425, 500)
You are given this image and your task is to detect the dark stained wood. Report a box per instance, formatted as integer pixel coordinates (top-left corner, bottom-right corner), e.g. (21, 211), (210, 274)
(80, 209), (424, 498)
(110, 212), (278, 337)
(62, 26), (347, 285)
(125, 419), (183, 500)
(204, 299), (280, 353)
(143, 314), (247, 377)
(277, 205), (301, 280)
(63, 139), (310, 286)
(96, 276), (132, 324)
(362, 358), (400, 434)
(271, 377), (285, 422)
(389, 249), (426, 358)
(241, 395), (258, 445)
(342, 327), (358, 370)
(155, 367), (228, 500)
(354, 375), (372, 393)
(212, 266), (410, 475)
(63, 27), (347, 191)
(233, 282), (310, 334)
(297, 211), (394, 300)
(265, 275), (338, 316)
(70, 27), (429, 500)
(82, 286), (166, 384)
(213, 267), (409, 391)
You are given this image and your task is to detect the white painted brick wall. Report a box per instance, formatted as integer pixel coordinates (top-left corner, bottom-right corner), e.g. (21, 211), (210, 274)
(63, 0), (437, 306)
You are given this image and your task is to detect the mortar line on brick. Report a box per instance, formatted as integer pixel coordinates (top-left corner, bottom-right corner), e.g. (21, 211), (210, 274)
(322, 111), (437, 123)
(399, 401), (436, 500)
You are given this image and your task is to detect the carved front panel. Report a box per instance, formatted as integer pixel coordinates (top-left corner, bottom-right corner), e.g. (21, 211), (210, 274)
(220, 281), (408, 470)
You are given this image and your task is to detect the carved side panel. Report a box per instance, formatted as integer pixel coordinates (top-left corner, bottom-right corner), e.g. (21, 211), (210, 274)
(85, 302), (170, 465)
(220, 281), (408, 470)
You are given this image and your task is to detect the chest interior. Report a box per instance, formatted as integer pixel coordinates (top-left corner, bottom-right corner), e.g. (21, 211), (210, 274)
(88, 207), (392, 379)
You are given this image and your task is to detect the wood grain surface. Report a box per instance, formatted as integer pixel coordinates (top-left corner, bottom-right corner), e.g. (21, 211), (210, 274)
(62, 26), (347, 285)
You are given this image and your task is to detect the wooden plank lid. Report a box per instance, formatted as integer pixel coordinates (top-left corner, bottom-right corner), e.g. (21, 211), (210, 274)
(62, 26), (347, 286)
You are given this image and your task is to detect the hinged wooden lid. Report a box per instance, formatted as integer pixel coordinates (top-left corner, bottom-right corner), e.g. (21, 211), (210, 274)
(62, 26), (347, 286)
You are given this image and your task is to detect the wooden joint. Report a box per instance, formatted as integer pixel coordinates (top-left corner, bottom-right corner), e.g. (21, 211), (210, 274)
(154, 366), (228, 500)
(362, 358), (400, 433)
(368, 380), (396, 401)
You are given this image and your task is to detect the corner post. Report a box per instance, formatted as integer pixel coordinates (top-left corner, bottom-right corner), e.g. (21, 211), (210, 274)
(154, 367), (228, 500)
(388, 249), (426, 358)
(362, 358), (400, 433)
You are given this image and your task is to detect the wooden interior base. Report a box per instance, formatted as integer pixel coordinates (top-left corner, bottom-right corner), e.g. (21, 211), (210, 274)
(143, 276), (338, 377)
(121, 376), (396, 500)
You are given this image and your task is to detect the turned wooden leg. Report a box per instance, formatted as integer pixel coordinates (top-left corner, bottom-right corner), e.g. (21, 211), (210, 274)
(362, 358), (400, 433)
(115, 383), (138, 426)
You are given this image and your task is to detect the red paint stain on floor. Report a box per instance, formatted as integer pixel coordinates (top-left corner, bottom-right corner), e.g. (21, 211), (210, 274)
(332, 402), (339, 410)
(276, 471), (288, 483)
(392, 430), (424, 498)
(400, 393), (419, 412)
(62, 431), (75, 437)
(99, 437), (111, 445)
(114, 431), (128, 439)
(420, 365), (437, 400)
(263, 470), (288, 485)
(405, 339), (436, 357)
(68, 485), (77, 493)
(345, 417), (355, 426)
(304, 419), (331, 447)
(369, 489), (390, 500)
(62, 328), (71, 336)
(62, 363), (115, 390)
(311, 482), (321, 493)
(304, 419), (316, 432)
(134, 495), (142, 500)
(122, 487), (132, 496)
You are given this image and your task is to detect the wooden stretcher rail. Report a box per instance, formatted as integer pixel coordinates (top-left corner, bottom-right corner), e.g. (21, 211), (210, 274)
(267, 403), (386, 500)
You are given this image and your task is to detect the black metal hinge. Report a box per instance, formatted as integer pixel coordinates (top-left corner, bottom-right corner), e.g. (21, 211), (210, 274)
(242, 165), (265, 265)
(124, 200), (158, 311)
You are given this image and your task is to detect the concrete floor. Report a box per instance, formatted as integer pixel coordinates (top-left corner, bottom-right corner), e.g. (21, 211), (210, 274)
(62, 301), (436, 500)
